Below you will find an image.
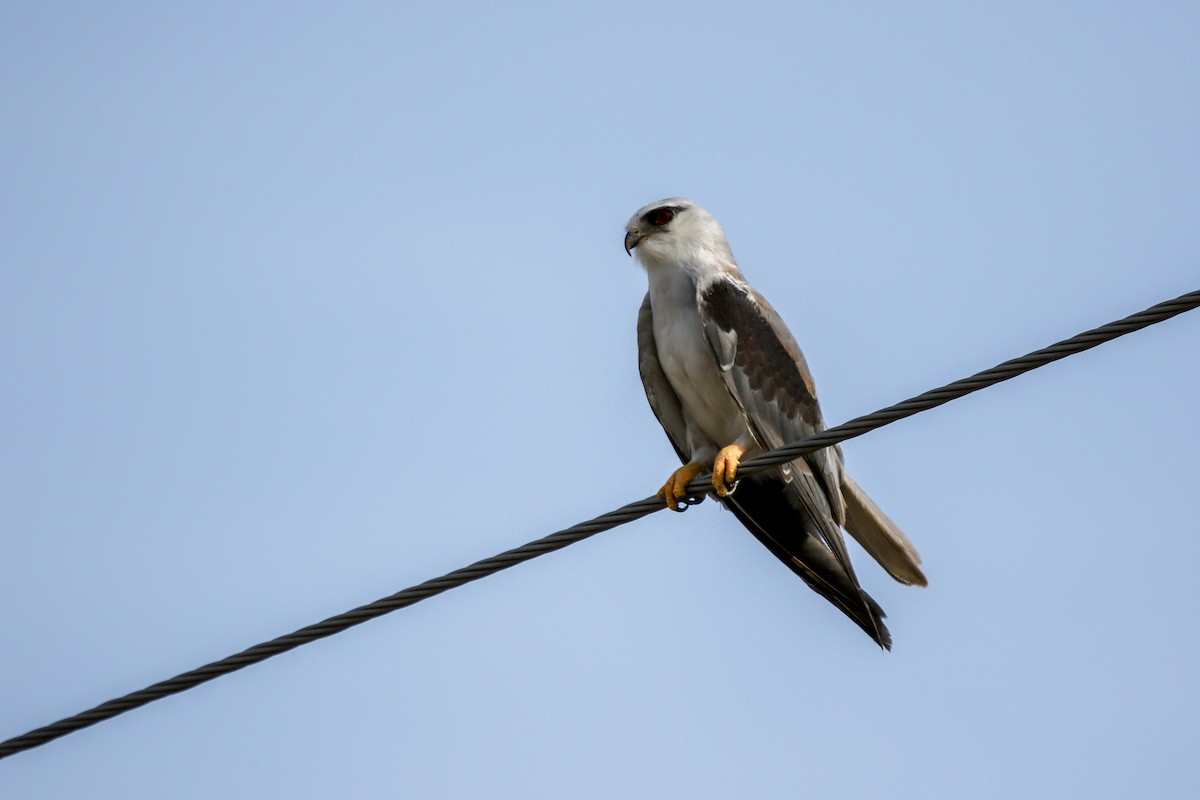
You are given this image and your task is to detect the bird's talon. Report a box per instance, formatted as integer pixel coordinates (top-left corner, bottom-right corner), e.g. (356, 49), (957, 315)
(712, 444), (747, 499)
(659, 463), (706, 512)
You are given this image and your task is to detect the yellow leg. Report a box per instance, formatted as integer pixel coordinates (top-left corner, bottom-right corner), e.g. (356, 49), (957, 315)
(658, 462), (706, 512)
(712, 444), (748, 498)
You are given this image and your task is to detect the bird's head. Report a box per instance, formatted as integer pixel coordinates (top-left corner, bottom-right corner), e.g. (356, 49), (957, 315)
(624, 198), (735, 270)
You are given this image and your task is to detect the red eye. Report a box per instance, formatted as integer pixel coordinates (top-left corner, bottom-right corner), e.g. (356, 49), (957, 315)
(646, 208), (675, 226)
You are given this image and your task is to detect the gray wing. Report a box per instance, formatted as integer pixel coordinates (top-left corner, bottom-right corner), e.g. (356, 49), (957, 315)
(637, 294), (690, 464)
(643, 287), (891, 647)
(698, 279), (851, 557)
(699, 278), (927, 591)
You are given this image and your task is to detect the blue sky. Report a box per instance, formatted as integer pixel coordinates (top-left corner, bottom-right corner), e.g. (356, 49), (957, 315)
(3, 2), (1198, 797)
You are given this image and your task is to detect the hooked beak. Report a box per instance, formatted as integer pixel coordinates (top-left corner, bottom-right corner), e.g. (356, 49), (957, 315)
(624, 230), (643, 256)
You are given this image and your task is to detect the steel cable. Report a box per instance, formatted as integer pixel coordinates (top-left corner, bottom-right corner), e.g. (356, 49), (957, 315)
(2, 288), (1197, 760)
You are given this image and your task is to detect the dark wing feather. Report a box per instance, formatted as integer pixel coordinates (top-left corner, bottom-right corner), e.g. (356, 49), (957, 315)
(699, 278), (889, 646)
(700, 281), (927, 590)
(699, 280), (853, 558)
(699, 280), (846, 525)
(721, 476), (891, 648)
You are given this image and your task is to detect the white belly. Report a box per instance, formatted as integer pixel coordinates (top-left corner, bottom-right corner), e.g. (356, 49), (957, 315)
(650, 276), (752, 453)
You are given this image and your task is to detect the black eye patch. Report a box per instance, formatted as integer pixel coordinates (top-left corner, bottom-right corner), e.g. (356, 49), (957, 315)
(646, 208), (675, 226)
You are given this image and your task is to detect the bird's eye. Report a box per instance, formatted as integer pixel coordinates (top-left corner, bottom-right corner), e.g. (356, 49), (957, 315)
(646, 208), (675, 227)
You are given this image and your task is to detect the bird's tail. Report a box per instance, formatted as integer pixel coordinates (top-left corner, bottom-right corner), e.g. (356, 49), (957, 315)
(841, 475), (927, 587)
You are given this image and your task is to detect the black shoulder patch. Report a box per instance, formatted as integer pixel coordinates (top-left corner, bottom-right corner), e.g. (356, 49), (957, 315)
(701, 280), (822, 426)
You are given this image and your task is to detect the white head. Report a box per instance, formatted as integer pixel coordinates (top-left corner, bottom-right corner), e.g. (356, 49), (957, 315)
(624, 198), (737, 271)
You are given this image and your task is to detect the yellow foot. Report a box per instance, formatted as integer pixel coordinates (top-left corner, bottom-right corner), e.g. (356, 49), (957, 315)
(658, 462), (706, 512)
(712, 444), (748, 498)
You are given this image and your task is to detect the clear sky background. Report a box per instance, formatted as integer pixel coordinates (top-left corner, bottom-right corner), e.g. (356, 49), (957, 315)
(3, 2), (1198, 798)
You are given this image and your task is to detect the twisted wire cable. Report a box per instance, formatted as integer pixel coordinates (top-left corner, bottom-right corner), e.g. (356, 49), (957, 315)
(2, 288), (1197, 761)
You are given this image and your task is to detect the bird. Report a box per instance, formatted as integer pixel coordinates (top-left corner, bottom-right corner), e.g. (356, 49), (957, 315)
(625, 198), (926, 648)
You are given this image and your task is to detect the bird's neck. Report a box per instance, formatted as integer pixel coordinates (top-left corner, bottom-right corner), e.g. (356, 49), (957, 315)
(641, 250), (741, 301)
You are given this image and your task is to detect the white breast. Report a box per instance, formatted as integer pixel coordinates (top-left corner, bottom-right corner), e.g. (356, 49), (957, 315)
(647, 268), (752, 454)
